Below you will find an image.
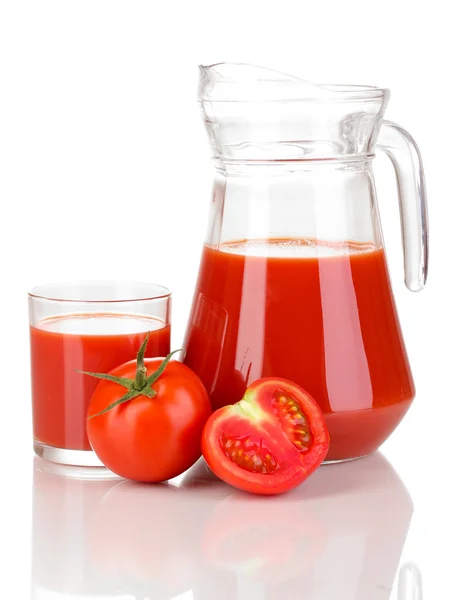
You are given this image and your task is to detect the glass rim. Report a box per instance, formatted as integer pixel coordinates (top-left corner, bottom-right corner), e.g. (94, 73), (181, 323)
(28, 280), (172, 303)
(199, 63), (388, 103)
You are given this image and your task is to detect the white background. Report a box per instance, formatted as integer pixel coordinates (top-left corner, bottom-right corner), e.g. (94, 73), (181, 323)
(0, 1), (460, 598)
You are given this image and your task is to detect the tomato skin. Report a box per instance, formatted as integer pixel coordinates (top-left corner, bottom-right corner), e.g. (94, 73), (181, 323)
(87, 359), (212, 482)
(201, 378), (330, 495)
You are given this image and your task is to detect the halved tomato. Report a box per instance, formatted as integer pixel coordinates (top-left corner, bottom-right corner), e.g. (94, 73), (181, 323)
(201, 378), (330, 495)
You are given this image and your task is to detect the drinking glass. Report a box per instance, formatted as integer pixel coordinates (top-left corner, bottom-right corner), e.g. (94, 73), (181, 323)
(29, 281), (171, 466)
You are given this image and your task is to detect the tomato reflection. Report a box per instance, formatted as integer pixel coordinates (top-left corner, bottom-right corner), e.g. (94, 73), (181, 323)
(193, 454), (413, 600)
(32, 453), (413, 600)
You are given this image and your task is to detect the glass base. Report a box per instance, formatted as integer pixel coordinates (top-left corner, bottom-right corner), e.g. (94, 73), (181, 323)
(34, 440), (105, 468)
(323, 453), (369, 465)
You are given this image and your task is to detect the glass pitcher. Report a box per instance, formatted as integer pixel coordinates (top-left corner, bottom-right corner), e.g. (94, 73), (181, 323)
(183, 64), (428, 462)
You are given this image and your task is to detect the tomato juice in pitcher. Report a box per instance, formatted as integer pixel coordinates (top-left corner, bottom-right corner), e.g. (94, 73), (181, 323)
(184, 64), (428, 461)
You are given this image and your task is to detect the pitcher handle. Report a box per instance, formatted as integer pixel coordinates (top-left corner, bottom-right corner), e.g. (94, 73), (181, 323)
(377, 121), (429, 291)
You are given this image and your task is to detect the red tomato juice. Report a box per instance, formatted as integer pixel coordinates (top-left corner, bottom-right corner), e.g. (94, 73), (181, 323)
(30, 314), (170, 450)
(184, 240), (415, 461)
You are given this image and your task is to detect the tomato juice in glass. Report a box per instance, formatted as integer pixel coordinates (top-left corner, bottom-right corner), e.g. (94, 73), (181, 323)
(29, 283), (171, 466)
(184, 239), (415, 462)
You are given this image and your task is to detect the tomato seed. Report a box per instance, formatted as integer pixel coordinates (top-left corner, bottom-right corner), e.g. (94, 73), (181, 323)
(220, 434), (279, 474)
(272, 390), (312, 452)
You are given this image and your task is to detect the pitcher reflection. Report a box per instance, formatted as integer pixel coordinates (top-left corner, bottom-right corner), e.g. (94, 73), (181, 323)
(32, 453), (413, 599)
(194, 453), (413, 599)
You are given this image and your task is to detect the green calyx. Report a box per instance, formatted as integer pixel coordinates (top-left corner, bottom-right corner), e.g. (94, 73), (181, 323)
(78, 333), (182, 419)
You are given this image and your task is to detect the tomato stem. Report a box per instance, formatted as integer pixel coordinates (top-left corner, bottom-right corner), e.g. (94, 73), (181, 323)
(77, 334), (184, 419)
(134, 333), (150, 390)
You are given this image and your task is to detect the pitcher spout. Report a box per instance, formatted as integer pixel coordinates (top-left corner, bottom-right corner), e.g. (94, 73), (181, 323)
(198, 63), (389, 161)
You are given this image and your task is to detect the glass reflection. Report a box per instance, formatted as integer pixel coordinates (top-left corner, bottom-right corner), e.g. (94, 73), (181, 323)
(31, 453), (413, 599)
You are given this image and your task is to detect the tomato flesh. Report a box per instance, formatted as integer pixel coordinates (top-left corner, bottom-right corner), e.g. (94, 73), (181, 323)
(202, 378), (329, 495)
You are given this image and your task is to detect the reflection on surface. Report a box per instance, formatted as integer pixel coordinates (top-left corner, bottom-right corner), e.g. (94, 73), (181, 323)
(398, 563), (423, 600)
(32, 453), (413, 599)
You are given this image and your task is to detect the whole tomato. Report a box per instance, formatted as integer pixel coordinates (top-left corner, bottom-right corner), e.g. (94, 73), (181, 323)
(83, 335), (212, 482)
